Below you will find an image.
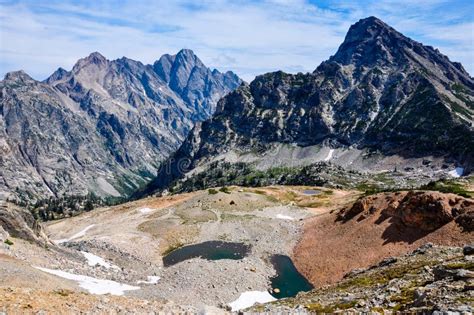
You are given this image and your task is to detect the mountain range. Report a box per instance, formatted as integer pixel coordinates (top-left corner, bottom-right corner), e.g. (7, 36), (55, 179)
(1, 14), (473, 314)
(1, 17), (473, 203)
(0, 49), (241, 201)
(140, 17), (474, 196)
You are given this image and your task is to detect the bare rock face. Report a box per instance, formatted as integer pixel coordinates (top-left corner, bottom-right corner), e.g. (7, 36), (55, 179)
(455, 210), (474, 231)
(142, 16), (474, 197)
(0, 50), (241, 201)
(396, 191), (457, 230)
(0, 202), (49, 244)
(338, 191), (474, 231)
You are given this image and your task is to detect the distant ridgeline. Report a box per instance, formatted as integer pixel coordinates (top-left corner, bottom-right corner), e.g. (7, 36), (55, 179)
(0, 49), (242, 204)
(137, 16), (473, 198)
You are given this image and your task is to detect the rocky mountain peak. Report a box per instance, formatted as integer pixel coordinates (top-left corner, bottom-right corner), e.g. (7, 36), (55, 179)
(44, 67), (69, 84)
(322, 16), (473, 89)
(152, 49), (242, 118)
(72, 51), (108, 73)
(3, 70), (35, 84)
(345, 16), (394, 41)
(176, 48), (198, 60)
(329, 16), (409, 67)
(85, 51), (107, 63)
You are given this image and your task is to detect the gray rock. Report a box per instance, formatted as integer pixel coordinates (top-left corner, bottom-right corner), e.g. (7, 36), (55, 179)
(0, 202), (49, 244)
(0, 50), (241, 202)
(463, 245), (474, 256)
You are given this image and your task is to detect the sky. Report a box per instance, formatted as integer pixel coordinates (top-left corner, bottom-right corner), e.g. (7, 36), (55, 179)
(0, 0), (473, 82)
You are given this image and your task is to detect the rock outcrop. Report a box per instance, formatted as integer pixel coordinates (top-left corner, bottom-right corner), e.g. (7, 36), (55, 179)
(0, 202), (48, 244)
(0, 50), (241, 201)
(337, 191), (474, 231)
(294, 191), (474, 288)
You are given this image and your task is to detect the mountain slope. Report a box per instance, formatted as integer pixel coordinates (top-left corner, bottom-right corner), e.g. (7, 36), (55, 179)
(141, 17), (474, 196)
(0, 50), (241, 201)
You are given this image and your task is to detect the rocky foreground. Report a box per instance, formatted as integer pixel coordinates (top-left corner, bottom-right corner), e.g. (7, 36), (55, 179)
(251, 244), (474, 313)
(294, 190), (474, 288)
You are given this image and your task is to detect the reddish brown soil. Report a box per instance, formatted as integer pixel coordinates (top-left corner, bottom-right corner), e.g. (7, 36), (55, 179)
(293, 191), (474, 287)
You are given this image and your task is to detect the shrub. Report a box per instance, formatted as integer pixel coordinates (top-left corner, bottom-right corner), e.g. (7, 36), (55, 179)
(219, 186), (231, 194)
(208, 188), (218, 195)
(4, 239), (13, 246)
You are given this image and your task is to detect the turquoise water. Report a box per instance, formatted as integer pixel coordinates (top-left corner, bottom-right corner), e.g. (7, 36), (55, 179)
(162, 241), (251, 267)
(269, 254), (314, 298)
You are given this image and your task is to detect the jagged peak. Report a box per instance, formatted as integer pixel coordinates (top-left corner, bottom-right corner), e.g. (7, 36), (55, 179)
(45, 67), (69, 84)
(328, 16), (416, 67)
(85, 51), (107, 62)
(176, 48), (196, 58)
(343, 16), (399, 42)
(116, 56), (144, 69)
(72, 52), (108, 72)
(3, 70), (35, 83)
(174, 48), (204, 68)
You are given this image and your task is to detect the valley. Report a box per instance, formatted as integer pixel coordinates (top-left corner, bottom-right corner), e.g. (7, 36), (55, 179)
(1, 182), (473, 313)
(1, 186), (344, 312)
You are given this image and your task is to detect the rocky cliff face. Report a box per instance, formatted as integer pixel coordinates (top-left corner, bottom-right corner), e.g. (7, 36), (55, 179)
(0, 202), (49, 244)
(0, 50), (241, 201)
(141, 17), (474, 196)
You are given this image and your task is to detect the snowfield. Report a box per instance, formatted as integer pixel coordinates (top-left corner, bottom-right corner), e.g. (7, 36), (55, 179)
(81, 251), (119, 270)
(228, 291), (276, 311)
(137, 276), (160, 284)
(34, 266), (140, 295)
(448, 167), (464, 178)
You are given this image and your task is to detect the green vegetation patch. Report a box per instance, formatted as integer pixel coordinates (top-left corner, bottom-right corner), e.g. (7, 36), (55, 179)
(336, 260), (434, 291)
(4, 239), (14, 246)
(306, 300), (357, 312)
(219, 186), (231, 194)
(208, 188), (218, 195)
(444, 261), (474, 270)
(420, 179), (473, 198)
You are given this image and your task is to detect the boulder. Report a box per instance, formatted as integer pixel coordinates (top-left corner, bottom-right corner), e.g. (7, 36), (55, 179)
(0, 203), (49, 244)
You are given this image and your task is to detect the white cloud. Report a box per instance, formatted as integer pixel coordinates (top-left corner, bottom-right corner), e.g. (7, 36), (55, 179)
(0, 0), (472, 82)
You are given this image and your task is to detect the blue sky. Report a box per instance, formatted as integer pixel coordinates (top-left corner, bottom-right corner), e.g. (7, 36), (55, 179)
(0, 0), (473, 81)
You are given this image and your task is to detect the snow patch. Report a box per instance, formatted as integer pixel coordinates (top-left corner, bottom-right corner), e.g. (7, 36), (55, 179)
(34, 267), (140, 295)
(324, 149), (334, 161)
(228, 291), (277, 311)
(138, 207), (154, 214)
(276, 214), (294, 221)
(81, 251), (119, 270)
(137, 276), (160, 284)
(54, 225), (95, 244)
(448, 167), (464, 178)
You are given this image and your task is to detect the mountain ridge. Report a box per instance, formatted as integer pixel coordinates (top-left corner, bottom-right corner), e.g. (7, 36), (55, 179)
(139, 16), (474, 197)
(0, 49), (242, 202)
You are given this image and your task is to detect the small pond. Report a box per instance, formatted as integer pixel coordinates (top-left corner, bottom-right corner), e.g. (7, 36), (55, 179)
(162, 241), (251, 267)
(269, 254), (314, 298)
(302, 189), (320, 195)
